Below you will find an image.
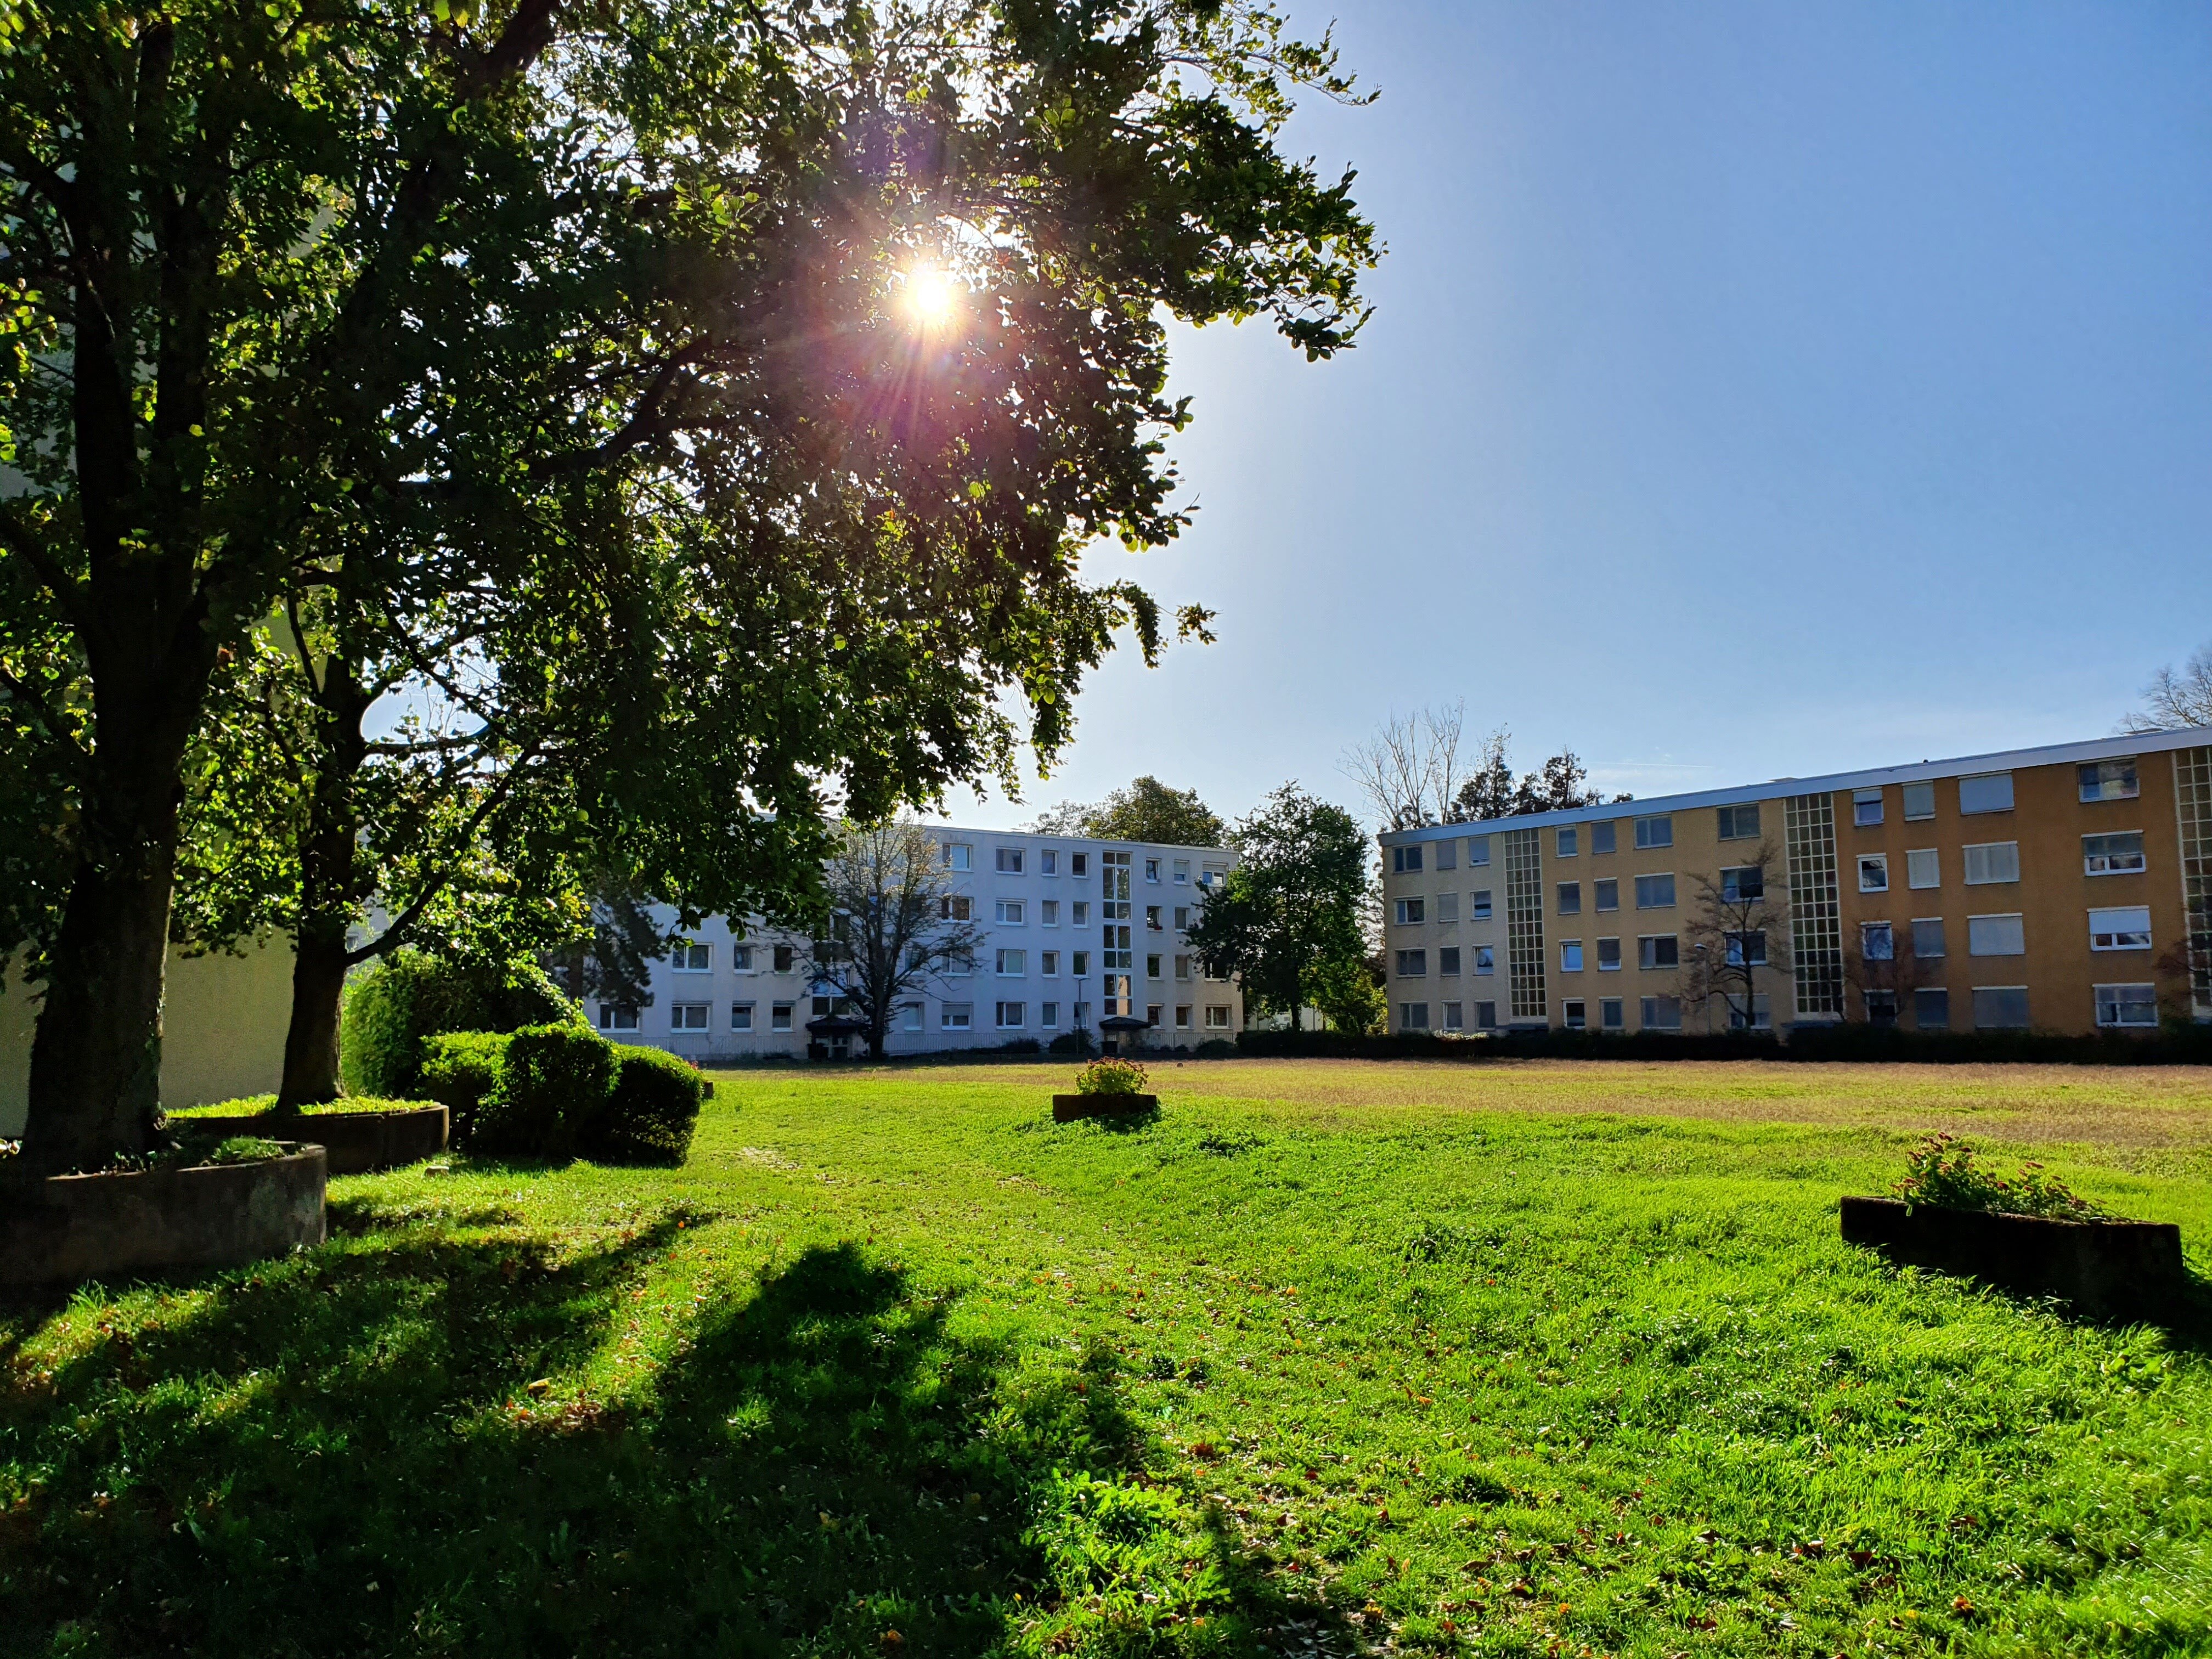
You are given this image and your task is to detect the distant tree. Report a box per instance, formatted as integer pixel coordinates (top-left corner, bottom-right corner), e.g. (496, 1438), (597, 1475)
(2120, 641), (2212, 733)
(1509, 751), (1613, 815)
(1186, 784), (1368, 1030)
(1841, 923), (1941, 1026)
(1447, 727), (1516, 822)
(1679, 840), (1793, 1031)
(804, 821), (985, 1059)
(1342, 702), (1480, 830)
(1445, 732), (1627, 823)
(1024, 801), (1097, 837)
(1024, 777), (1227, 847)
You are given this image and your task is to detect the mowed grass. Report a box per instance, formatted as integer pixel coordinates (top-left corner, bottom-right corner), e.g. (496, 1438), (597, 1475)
(3, 1060), (2209, 1659)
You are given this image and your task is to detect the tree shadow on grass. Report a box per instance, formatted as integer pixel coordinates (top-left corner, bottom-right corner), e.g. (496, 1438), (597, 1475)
(0, 1214), (1350, 1657)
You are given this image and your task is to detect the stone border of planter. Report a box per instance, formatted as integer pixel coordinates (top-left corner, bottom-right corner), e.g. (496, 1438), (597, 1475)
(1052, 1093), (1160, 1123)
(179, 1106), (448, 1175)
(1839, 1195), (2187, 1321)
(0, 1143), (328, 1288)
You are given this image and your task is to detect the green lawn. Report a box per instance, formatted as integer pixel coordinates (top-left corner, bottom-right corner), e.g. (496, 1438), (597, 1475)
(4, 1059), (2210, 1658)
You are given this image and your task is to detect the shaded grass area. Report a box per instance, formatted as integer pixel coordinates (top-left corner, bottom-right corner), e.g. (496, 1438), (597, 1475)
(4, 1060), (2211, 1657)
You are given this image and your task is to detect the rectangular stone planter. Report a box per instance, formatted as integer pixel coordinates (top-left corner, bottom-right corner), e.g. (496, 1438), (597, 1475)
(1840, 1195), (2187, 1321)
(1052, 1093), (1160, 1123)
(180, 1106), (448, 1175)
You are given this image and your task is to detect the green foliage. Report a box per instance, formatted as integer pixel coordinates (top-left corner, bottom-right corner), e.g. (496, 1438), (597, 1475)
(1075, 1057), (1149, 1097)
(339, 951), (578, 1098)
(471, 1023), (617, 1161)
(1302, 950), (1387, 1036)
(588, 1046), (708, 1167)
(166, 1096), (434, 1119)
(418, 1032), (515, 1148)
(1032, 778), (1227, 848)
(171, 1134), (287, 1167)
(1186, 783), (1370, 1025)
(1896, 1132), (2107, 1220)
(1047, 1029), (1098, 1058)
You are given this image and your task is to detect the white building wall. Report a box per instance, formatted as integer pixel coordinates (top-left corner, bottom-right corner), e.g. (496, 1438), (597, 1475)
(592, 826), (1243, 1060)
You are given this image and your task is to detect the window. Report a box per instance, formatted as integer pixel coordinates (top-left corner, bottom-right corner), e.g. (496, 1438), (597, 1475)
(1719, 865), (1763, 902)
(1593, 878), (1619, 912)
(1146, 1004), (1163, 1028)
(1852, 787), (1884, 827)
(1717, 804), (1761, 840)
(1557, 826), (1579, 857)
(1436, 840), (1458, 871)
(1173, 859), (1190, 885)
(1173, 905), (1191, 929)
(940, 1002), (972, 1031)
(1727, 930), (1768, 967)
(1968, 913), (2026, 956)
(1392, 845), (1425, 873)
(673, 941), (710, 972)
(1041, 900), (1060, 926)
(1562, 999), (1587, 1030)
(771, 1002), (794, 1032)
(1638, 935), (1679, 970)
(1958, 842), (2019, 885)
(1442, 1001), (1464, 1031)
(1559, 940), (1583, 972)
(1467, 836), (1492, 867)
(1474, 1000), (1499, 1029)
(1903, 781), (1936, 821)
(1144, 858), (1161, 883)
(2079, 759), (2140, 803)
(1556, 882), (1581, 916)
(1071, 853), (1089, 877)
(940, 896), (973, 922)
(671, 1002), (709, 1031)
(996, 949), (1026, 975)
(2089, 906), (2152, 951)
(1597, 937), (1622, 971)
(2084, 832), (2146, 876)
(1400, 1002), (1430, 1030)
(1204, 1005), (1231, 1029)
(1041, 951), (1060, 976)
(1146, 955), (1162, 980)
(1590, 821), (1617, 855)
(996, 847), (1025, 874)
(1600, 997), (1624, 1030)
(1439, 946), (1462, 975)
(1471, 889), (1494, 921)
(1072, 901), (1090, 927)
(1634, 873), (1675, 909)
(1435, 893), (1459, 924)
(1906, 848), (1940, 889)
(995, 1001), (1026, 1029)
(773, 944), (795, 973)
(1473, 945), (1497, 975)
(1864, 989), (1898, 1026)
(731, 1002), (755, 1032)
(1959, 773), (2013, 815)
(1145, 905), (1164, 932)
(1174, 1005), (1192, 1029)
(1041, 850), (1059, 877)
(900, 1003), (923, 1032)
(1074, 1001), (1092, 1025)
(995, 900), (1025, 925)
(1972, 986), (2030, 1030)
(945, 843), (973, 871)
(1200, 863), (1227, 890)
(1634, 815), (1673, 850)
(1640, 996), (1682, 1030)
(597, 1005), (640, 1032)
(732, 944), (754, 971)
(1396, 949), (1427, 978)
(1861, 922), (1894, 962)
(2095, 984), (2158, 1028)
(1912, 917), (1946, 958)
(1395, 898), (1427, 925)
(1732, 996), (1774, 1031)
(1040, 1002), (1059, 1029)
(1072, 951), (1091, 976)
(1858, 854), (1889, 893)
(1173, 954), (1190, 980)
(1914, 988), (1950, 1030)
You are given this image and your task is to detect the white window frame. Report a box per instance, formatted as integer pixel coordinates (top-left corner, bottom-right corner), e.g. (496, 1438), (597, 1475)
(1144, 857), (1161, 883)
(899, 1002), (923, 1032)
(1638, 934), (1679, 970)
(1559, 939), (1583, 973)
(670, 1002), (710, 1032)
(1639, 995), (1682, 1031)
(2083, 832), (2146, 877)
(2078, 759), (2140, 804)
(1472, 944), (1497, 975)
(771, 1002), (794, 1032)
(1173, 953), (1191, 980)
(1173, 1004), (1192, 1029)
(1853, 787), (1884, 827)
(1962, 842), (2020, 886)
(1971, 985), (2031, 1030)
(1590, 821), (1618, 855)
(1860, 922), (1894, 962)
(995, 948), (1027, 976)
(2088, 906), (2152, 952)
(995, 899), (1025, 926)
(731, 1002), (755, 1032)
(1967, 913), (2027, 957)
(1204, 1004), (1231, 1029)
(1394, 898), (1427, 926)
(995, 847), (1025, 874)
(1471, 889), (1494, 921)
(1466, 836), (1491, 867)
(2094, 983), (2158, 1028)
(1634, 873), (1675, 910)
(995, 1001), (1026, 1029)
(1905, 848), (1940, 890)
(673, 941), (711, 973)
(1173, 859), (1190, 885)
(1040, 850), (1059, 877)
(1857, 853), (1889, 893)
(1041, 899), (1060, 926)
(1634, 815), (1673, 850)
(1442, 1001), (1464, 1031)
(1593, 878), (1618, 913)
(1596, 936), (1622, 971)
(940, 1002), (973, 1031)
(944, 842), (973, 871)
(1041, 951), (1060, 976)
(1958, 772), (2014, 815)
(596, 1005), (640, 1033)
(1039, 1001), (1060, 1029)
(1902, 781), (1936, 821)
(1556, 827), (1578, 857)
(1399, 1002), (1430, 1030)
(1911, 917), (1946, 959)
(731, 944), (754, 972)
(1562, 999), (1587, 1030)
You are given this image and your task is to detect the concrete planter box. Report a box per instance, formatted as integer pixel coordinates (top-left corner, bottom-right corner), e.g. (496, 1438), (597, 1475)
(1840, 1195), (2187, 1321)
(182, 1106), (448, 1175)
(0, 1143), (327, 1287)
(1052, 1092), (1159, 1123)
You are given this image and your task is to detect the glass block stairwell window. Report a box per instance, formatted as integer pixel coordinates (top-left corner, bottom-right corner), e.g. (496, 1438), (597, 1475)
(1785, 793), (1843, 1018)
(1503, 827), (1548, 1020)
(2176, 748), (2212, 1021)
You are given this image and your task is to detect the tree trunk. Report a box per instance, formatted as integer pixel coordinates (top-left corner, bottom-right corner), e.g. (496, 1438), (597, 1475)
(275, 923), (351, 1111)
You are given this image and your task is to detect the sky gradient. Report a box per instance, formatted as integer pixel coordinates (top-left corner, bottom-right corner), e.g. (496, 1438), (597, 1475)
(945, 0), (2212, 833)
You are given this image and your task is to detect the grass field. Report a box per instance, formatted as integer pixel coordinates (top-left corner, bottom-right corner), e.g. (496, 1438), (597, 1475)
(4, 1058), (2209, 1658)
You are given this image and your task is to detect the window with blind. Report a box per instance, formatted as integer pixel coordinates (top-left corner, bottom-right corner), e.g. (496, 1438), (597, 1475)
(1962, 842), (2020, 885)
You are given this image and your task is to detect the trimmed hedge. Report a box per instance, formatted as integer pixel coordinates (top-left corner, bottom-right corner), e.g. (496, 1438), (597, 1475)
(419, 1031), (512, 1147)
(340, 950), (578, 1097)
(472, 1023), (617, 1160)
(422, 1029), (708, 1163)
(588, 1046), (709, 1166)
(1237, 1022), (2212, 1066)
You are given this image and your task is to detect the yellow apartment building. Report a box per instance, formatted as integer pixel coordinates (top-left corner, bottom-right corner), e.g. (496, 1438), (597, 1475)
(1377, 729), (2212, 1038)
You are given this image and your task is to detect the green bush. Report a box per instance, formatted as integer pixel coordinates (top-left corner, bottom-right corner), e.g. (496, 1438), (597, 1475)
(1046, 1029), (1097, 1057)
(470, 1023), (617, 1159)
(1075, 1057), (1148, 1096)
(1193, 1038), (1235, 1059)
(419, 1032), (514, 1148)
(340, 951), (579, 1097)
(586, 1046), (709, 1166)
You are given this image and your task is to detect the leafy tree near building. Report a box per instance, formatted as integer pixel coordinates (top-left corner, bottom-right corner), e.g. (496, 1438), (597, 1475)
(1026, 777), (1227, 847)
(804, 821), (986, 1060)
(1185, 784), (1369, 1031)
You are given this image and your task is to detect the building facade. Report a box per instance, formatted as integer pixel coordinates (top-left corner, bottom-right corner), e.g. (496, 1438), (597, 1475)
(594, 825), (1244, 1061)
(1378, 729), (2212, 1039)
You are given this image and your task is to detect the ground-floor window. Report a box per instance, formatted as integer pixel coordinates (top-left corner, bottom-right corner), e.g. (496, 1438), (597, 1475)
(941, 1002), (972, 1031)
(597, 1005), (640, 1032)
(1174, 1005), (1191, 1029)
(996, 1001), (1025, 1029)
(1146, 1003), (1163, 1026)
(1474, 1001), (1497, 1029)
(1040, 1001), (1060, 1028)
(1562, 999), (1585, 1030)
(1204, 1005), (1231, 1029)
(730, 1002), (754, 1032)
(1400, 1002), (1429, 1030)
(1971, 986), (2030, 1029)
(2094, 983), (2158, 1028)
(1442, 1001), (1463, 1030)
(1600, 998), (1623, 1031)
(1913, 987), (1950, 1029)
(670, 1002), (709, 1031)
(899, 1002), (923, 1032)
(771, 1002), (794, 1032)
(1639, 995), (1681, 1031)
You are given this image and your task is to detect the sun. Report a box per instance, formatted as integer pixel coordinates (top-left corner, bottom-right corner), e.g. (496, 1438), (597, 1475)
(903, 263), (959, 329)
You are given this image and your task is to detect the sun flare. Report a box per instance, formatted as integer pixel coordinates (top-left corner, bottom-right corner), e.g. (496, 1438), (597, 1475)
(903, 263), (959, 328)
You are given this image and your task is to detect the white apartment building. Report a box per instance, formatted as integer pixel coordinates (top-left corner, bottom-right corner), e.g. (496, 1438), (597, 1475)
(591, 826), (1244, 1060)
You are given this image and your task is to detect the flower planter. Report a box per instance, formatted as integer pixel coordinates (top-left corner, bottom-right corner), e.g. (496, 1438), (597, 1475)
(180, 1106), (448, 1175)
(1052, 1093), (1159, 1123)
(1839, 1195), (2187, 1321)
(0, 1143), (327, 1288)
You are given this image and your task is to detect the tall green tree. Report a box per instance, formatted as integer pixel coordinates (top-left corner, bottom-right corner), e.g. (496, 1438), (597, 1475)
(2, 0), (1375, 1171)
(1028, 776), (1227, 847)
(1184, 783), (1369, 1031)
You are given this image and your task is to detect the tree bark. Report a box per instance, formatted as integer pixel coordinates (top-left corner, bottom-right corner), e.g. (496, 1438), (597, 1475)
(275, 923), (350, 1111)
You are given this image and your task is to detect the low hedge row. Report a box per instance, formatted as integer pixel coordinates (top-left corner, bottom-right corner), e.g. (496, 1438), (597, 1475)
(1237, 1023), (2212, 1066)
(419, 1024), (710, 1164)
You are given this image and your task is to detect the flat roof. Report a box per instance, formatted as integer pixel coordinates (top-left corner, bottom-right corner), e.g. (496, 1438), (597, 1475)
(1378, 725), (2209, 845)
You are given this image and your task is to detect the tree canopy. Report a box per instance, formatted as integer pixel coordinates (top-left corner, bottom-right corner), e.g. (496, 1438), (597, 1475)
(1028, 776), (1227, 847)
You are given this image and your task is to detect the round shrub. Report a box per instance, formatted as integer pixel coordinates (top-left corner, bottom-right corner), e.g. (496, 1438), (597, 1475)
(418, 1031), (514, 1148)
(471, 1023), (617, 1159)
(586, 1046), (709, 1166)
(1075, 1056), (1148, 1096)
(340, 950), (579, 1097)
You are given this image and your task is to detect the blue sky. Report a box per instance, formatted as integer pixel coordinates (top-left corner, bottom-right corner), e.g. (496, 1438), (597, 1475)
(950, 0), (2212, 832)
